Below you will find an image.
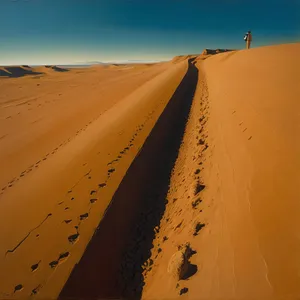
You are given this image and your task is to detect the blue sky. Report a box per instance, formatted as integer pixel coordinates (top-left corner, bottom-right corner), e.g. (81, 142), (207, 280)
(0, 0), (299, 65)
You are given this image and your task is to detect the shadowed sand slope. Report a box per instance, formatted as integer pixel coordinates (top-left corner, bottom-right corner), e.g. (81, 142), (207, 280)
(0, 60), (187, 299)
(60, 59), (198, 300)
(142, 43), (300, 300)
(201, 48), (235, 55)
(45, 65), (69, 72)
(0, 66), (43, 78)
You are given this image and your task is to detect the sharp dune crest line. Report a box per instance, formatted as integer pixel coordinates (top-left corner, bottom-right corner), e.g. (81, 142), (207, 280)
(0, 43), (299, 300)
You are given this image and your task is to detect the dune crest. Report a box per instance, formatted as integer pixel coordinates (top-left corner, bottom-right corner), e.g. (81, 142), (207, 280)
(142, 42), (300, 300)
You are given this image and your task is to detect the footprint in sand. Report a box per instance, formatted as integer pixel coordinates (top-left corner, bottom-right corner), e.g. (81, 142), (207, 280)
(49, 260), (58, 269)
(58, 252), (70, 261)
(31, 261), (41, 272)
(14, 284), (23, 293)
(193, 222), (205, 236)
(49, 252), (70, 269)
(90, 198), (97, 204)
(79, 213), (89, 221)
(64, 219), (72, 224)
(192, 198), (202, 209)
(194, 182), (205, 196)
(108, 168), (115, 174)
(198, 139), (205, 145)
(31, 285), (42, 296)
(179, 287), (188, 295)
(68, 233), (79, 244)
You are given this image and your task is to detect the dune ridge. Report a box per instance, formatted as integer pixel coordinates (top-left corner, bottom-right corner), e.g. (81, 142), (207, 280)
(142, 42), (300, 300)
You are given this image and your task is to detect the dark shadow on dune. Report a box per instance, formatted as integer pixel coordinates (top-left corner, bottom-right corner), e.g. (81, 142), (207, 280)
(52, 66), (69, 72)
(45, 65), (69, 72)
(59, 58), (199, 300)
(0, 66), (43, 78)
(202, 48), (235, 55)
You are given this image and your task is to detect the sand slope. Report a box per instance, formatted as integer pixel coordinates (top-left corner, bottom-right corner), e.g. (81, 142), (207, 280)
(0, 61), (185, 298)
(1, 43), (299, 299)
(142, 43), (300, 300)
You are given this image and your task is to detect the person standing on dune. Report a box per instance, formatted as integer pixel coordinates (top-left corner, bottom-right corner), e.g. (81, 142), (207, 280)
(244, 30), (252, 49)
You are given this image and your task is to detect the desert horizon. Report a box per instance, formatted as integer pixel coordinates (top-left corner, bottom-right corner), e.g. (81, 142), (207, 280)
(1, 0), (300, 299)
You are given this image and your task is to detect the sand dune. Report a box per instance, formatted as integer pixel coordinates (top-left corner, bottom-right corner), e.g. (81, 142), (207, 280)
(44, 65), (69, 72)
(0, 65), (70, 78)
(0, 66), (43, 78)
(142, 43), (300, 300)
(0, 43), (299, 299)
(0, 59), (185, 298)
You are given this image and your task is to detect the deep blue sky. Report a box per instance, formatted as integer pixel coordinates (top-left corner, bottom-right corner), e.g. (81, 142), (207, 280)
(0, 0), (299, 65)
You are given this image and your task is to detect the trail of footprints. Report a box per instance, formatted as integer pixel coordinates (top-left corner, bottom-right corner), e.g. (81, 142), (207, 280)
(6, 75), (207, 296)
(238, 118), (253, 140)
(49, 252), (70, 269)
(8, 100), (167, 295)
(9, 119), (153, 296)
(0, 114), (102, 196)
(173, 78), (209, 296)
(144, 78), (210, 296)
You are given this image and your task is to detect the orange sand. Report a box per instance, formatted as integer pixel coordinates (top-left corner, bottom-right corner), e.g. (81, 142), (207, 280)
(0, 43), (299, 300)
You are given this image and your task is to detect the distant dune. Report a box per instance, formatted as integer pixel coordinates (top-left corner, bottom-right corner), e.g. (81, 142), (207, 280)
(45, 65), (69, 72)
(0, 66), (42, 78)
(0, 65), (70, 78)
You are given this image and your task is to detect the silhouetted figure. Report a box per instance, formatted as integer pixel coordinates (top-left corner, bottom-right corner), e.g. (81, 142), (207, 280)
(244, 30), (252, 49)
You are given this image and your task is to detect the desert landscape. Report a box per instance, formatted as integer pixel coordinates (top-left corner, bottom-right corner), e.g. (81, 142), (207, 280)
(0, 42), (300, 300)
